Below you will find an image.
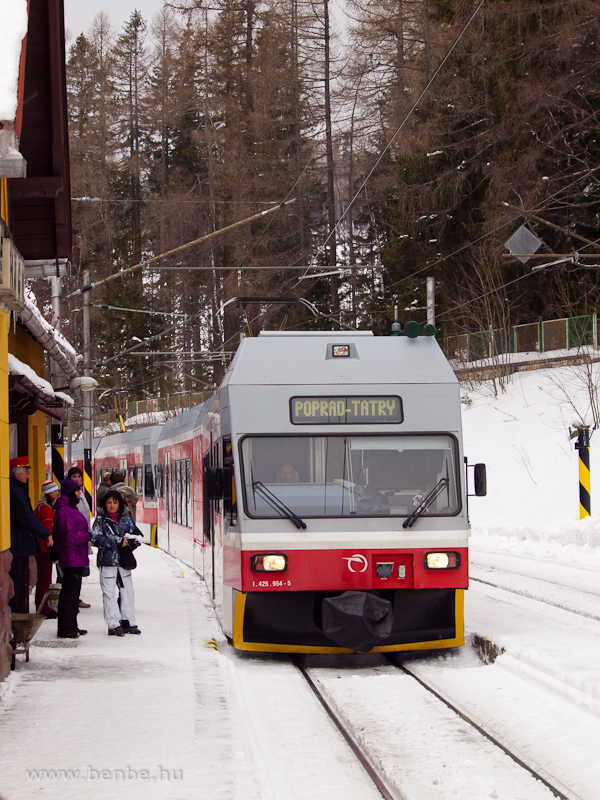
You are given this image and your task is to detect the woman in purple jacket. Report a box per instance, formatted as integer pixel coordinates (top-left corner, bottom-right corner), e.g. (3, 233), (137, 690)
(54, 479), (90, 639)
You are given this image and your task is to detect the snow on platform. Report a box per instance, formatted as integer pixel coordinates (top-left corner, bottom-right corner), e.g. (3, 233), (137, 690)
(0, 548), (381, 800)
(0, 548), (260, 799)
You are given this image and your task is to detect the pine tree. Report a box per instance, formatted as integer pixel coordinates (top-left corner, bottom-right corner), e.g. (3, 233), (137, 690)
(348, 0), (600, 337)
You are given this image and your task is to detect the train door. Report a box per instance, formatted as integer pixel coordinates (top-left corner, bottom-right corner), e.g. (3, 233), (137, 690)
(202, 434), (216, 599)
(165, 451), (171, 552)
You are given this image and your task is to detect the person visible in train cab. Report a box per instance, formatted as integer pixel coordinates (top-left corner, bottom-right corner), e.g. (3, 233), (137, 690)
(91, 490), (143, 637)
(66, 466), (93, 609)
(95, 471), (112, 509)
(108, 471), (140, 523)
(53, 479), (90, 639)
(276, 463), (299, 483)
(33, 480), (60, 618)
(8, 457), (53, 613)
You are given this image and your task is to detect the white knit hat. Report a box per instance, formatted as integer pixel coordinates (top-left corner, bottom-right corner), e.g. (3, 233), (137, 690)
(41, 480), (59, 495)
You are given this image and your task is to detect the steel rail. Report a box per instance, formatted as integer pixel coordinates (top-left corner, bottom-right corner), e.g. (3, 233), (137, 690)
(471, 575), (600, 623)
(291, 655), (401, 800)
(389, 657), (575, 800)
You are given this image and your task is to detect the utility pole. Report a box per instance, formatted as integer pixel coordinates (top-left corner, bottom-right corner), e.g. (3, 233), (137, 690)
(427, 277), (435, 327)
(82, 268), (93, 513)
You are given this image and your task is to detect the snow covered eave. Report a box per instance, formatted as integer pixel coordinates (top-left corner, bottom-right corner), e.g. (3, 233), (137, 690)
(0, 124), (26, 178)
(0, 0), (28, 111)
(8, 352), (74, 421)
(18, 289), (78, 379)
(0, 1), (28, 176)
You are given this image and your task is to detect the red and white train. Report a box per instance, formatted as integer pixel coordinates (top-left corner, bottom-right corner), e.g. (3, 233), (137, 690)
(84, 330), (486, 654)
(93, 426), (162, 543)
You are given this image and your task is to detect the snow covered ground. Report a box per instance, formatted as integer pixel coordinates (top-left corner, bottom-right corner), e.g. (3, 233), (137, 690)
(463, 353), (600, 562)
(2, 356), (600, 799)
(0, 551), (385, 800)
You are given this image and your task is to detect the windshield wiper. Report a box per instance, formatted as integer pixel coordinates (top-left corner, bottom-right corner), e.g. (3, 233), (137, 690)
(403, 477), (449, 529)
(252, 481), (307, 530)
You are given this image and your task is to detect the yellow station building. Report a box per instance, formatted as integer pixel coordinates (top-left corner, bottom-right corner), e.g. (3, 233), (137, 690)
(0, 0), (75, 681)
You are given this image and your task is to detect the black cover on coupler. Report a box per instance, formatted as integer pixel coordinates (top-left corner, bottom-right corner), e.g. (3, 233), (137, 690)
(322, 591), (393, 651)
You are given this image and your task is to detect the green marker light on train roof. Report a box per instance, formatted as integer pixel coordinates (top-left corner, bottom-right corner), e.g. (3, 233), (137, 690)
(403, 321), (421, 338)
(423, 323), (437, 336)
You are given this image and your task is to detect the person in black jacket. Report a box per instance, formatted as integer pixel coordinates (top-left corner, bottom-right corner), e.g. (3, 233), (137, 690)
(9, 456), (53, 613)
(91, 490), (143, 636)
(95, 471), (112, 510)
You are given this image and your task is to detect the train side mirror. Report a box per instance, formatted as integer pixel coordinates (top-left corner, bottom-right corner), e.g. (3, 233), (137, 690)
(474, 463), (487, 496)
(205, 465), (224, 500)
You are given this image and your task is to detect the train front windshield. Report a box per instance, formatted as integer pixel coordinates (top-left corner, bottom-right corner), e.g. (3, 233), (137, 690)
(241, 434), (459, 519)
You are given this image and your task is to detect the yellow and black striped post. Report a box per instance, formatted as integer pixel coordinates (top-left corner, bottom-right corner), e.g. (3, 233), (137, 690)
(51, 422), (64, 484)
(84, 447), (93, 516)
(575, 428), (591, 519)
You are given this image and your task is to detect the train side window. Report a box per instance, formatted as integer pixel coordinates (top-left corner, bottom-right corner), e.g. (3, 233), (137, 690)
(170, 461), (177, 524)
(154, 463), (164, 499)
(167, 459), (193, 527)
(186, 458), (192, 526)
(144, 464), (155, 500)
(202, 451), (213, 543)
(179, 461), (184, 524)
(129, 466), (143, 495)
(223, 436), (236, 523)
(176, 461), (182, 525)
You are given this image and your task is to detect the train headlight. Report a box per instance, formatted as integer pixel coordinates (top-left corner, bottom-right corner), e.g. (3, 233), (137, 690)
(425, 551), (460, 570)
(251, 553), (288, 572)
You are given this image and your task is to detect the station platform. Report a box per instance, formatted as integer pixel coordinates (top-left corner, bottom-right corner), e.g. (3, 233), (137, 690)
(0, 547), (256, 799)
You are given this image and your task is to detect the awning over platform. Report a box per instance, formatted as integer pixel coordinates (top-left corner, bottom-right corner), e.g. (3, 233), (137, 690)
(8, 352), (73, 420)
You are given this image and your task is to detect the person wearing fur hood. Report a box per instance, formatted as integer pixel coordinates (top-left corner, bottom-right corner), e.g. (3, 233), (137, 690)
(91, 490), (144, 636)
(108, 471), (140, 522)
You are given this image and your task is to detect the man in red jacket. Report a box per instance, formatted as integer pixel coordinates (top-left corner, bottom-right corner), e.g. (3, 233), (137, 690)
(34, 480), (60, 617)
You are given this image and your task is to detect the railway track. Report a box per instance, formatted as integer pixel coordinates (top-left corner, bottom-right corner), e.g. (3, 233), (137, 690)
(291, 655), (397, 800)
(470, 572), (600, 622)
(391, 658), (573, 800)
(292, 653), (576, 800)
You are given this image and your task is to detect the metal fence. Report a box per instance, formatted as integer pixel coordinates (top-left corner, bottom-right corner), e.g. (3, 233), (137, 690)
(99, 391), (214, 426)
(444, 314), (599, 363)
(92, 316), (598, 429)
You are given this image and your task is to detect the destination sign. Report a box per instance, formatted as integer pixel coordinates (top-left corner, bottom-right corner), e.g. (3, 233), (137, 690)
(291, 396), (403, 425)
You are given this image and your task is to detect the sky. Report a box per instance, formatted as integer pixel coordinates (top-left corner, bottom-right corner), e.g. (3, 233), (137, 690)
(64, 0), (167, 40)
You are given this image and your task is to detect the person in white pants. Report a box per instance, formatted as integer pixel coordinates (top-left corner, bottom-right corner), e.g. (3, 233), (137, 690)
(91, 490), (143, 636)
(99, 566), (137, 632)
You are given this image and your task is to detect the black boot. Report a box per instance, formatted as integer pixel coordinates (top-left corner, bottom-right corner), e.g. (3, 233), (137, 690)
(120, 619), (141, 634)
